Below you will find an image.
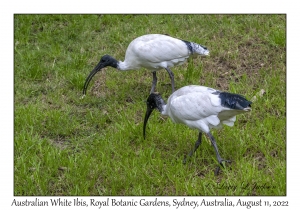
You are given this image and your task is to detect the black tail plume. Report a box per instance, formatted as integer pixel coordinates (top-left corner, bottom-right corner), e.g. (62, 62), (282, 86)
(218, 92), (252, 110)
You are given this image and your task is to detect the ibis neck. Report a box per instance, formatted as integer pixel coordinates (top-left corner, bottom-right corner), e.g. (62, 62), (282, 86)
(117, 61), (133, 71)
(154, 95), (166, 114)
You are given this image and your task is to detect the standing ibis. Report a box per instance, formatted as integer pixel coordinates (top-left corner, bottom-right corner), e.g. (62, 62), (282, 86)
(82, 34), (209, 95)
(143, 85), (252, 175)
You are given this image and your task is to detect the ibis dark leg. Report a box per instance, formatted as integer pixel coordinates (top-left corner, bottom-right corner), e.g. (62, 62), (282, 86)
(207, 132), (231, 175)
(150, 71), (157, 93)
(183, 132), (202, 164)
(165, 67), (175, 93)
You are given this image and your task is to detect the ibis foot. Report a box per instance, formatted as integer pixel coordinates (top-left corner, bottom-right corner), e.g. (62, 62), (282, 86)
(214, 159), (232, 176)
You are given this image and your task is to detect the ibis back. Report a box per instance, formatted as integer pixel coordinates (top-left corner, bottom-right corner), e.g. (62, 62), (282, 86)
(124, 34), (197, 71)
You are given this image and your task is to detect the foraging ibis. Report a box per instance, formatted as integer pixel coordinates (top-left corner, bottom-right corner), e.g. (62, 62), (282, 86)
(82, 34), (209, 95)
(143, 85), (252, 174)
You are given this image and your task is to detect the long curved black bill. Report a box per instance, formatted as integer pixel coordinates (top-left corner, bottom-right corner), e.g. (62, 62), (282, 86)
(82, 62), (104, 95)
(143, 105), (154, 139)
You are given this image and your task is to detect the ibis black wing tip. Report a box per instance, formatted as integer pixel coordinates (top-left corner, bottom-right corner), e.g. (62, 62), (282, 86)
(219, 92), (252, 110)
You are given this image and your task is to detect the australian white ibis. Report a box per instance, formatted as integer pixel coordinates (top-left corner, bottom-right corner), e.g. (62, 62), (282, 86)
(82, 34), (209, 95)
(143, 85), (252, 175)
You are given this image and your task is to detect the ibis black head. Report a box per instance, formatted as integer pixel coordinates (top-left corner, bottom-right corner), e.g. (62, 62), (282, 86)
(82, 54), (118, 95)
(143, 93), (165, 139)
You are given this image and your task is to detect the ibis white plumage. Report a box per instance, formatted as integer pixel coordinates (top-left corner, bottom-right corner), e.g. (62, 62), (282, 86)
(82, 34), (209, 95)
(143, 85), (252, 174)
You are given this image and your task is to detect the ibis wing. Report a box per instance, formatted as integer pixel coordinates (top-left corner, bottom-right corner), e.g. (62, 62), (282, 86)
(168, 90), (223, 123)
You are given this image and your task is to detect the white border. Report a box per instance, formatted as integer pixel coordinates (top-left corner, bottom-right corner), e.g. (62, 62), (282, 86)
(2, 0), (297, 209)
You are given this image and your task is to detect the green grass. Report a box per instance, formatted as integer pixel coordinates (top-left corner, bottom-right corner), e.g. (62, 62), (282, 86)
(14, 14), (286, 196)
